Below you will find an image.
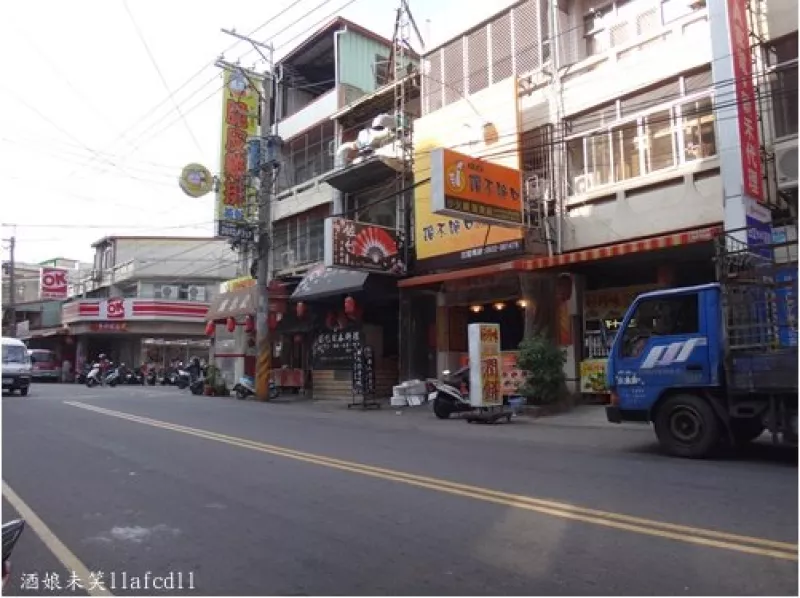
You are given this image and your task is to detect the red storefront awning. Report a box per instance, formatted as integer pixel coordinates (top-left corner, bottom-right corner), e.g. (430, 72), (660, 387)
(398, 224), (722, 289)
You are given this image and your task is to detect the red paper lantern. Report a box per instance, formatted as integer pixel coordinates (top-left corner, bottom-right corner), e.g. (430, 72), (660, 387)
(556, 274), (572, 302)
(244, 314), (255, 333)
(226, 317), (236, 333)
(205, 321), (216, 337)
(268, 312), (278, 330)
(296, 301), (306, 319)
(344, 295), (356, 316)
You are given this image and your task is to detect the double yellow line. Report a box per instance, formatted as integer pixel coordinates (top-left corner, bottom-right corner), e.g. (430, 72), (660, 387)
(64, 401), (798, 562)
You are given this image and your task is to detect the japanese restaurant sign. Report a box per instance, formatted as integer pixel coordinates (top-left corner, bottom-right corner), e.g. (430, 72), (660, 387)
(468, 323), (502, 407)
(727, 0), (764, 204)
(430, 148), (524, 226)
(311, 327), (362, 370)
(324, 217), (406, 275)
(217, 68), (260, 238)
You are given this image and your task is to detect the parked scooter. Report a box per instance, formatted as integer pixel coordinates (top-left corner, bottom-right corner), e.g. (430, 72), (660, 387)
(75, 363), (92, 385)
(233, 375), (279, 400)
(123, 367), (145, 385)
(427, 366), (474, 420)
(85, 363), (103, 388)
(2, 519), (25, 589)
(104, 363), (123, 387)
(174, 366), (192, 389)
(146, 368), (158, 386)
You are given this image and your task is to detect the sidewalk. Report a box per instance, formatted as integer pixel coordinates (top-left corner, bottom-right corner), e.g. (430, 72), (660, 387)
(262, 395), (646, 432)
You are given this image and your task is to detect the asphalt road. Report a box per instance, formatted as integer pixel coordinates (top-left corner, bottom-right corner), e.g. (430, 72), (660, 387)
(2, 383), (797, 596)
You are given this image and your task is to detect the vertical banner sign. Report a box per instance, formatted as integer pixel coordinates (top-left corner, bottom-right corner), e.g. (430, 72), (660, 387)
(39, 267), (68, 300)
(468, 323), (502, 407)
(727, 0), (764, 204)
(217, 69), (260, 238)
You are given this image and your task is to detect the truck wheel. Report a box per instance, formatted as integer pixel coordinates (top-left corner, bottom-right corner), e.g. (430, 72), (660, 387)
(654, 394), (720, 458)
(19, 387), (28, 397)
(730, 418), (764, 445)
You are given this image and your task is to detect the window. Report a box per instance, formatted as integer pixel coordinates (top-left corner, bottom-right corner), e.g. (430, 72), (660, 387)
(769, 35), (799, 139)
(613, 121), (642, 181)
(567, 138), (586, 181)
(2, 345), (27, 364)
(587, 132), (612, 185)
(621, 294), (700, 357)
(644, 109), (676, 173)
(680, 97), (716, 162)
(374, 55), (391, 87)
(584, 8), (609, 56)
(565, 74), (719, 196)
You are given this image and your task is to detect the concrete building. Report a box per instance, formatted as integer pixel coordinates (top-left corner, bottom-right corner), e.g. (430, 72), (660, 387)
(2, 257), (92, 340)
(60, 236), (237, 371)
(399, 0), (797, 397)
(209, 17), (421, 397)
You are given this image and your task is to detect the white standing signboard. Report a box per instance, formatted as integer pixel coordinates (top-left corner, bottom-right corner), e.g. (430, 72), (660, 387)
(468, 323), (502, 407)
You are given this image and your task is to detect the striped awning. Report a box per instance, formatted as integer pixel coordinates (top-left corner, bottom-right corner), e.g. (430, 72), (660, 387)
(398, 224), (722, 289)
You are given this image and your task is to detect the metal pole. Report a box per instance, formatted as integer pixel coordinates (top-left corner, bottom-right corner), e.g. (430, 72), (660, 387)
(256, 55), (279, 401)
(8, 236), (16, 338)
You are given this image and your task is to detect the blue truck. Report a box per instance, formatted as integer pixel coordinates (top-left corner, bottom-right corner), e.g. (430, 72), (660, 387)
(605, 229), (798, 458)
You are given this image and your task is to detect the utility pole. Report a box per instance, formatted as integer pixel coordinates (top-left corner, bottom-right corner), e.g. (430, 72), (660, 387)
(220, 28), (281, 401)
(5, 236), (16, 338)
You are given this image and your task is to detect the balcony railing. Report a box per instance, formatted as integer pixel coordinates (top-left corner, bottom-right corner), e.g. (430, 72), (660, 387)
(278, 90), (338, 141)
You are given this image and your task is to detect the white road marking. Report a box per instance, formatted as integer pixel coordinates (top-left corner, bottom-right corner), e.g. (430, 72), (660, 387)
(2, 480), (113, 596)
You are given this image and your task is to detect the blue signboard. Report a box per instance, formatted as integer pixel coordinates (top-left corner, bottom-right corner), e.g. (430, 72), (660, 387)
(746, 215), (773, 260)
(775, 267), (798, 347)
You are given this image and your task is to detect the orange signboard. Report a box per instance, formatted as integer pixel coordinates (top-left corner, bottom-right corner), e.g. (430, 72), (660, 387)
(430, 147), (523, 226)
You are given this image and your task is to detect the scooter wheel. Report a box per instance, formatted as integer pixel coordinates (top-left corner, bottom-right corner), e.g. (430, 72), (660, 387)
(433, 399), (452, 420)
(236, 389), (247, 400)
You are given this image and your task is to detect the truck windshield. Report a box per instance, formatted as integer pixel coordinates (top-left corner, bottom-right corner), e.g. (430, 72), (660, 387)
(2, 345), (27, 364)
(620, 294), (699, 358)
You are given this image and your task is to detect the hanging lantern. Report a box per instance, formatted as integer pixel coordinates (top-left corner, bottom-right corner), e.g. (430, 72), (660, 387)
(268, 312), (278, 330)
(296, 301), (306, 319)
(244, 314), (255, 333)
(226, 317), (236, 333)
(344, 295), (356, 316)
(293, 333), (303, 344)
(205, 321), (216, 337)
(556, 274), (572, 302)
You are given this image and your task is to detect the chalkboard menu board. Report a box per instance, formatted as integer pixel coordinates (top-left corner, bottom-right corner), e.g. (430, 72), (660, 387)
(312, 328), (362, 370)
(352, 346), (375, 396)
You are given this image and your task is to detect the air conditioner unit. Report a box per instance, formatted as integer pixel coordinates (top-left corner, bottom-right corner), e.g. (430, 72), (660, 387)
(775, 139), (798, 191)
(573, 172), (597, 195)
(525, 175), (549, 201)
(186, 285), (206, 302)
(154, 284), (179, 299)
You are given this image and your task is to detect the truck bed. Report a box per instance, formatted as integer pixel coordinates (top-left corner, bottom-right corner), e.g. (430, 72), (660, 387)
(728, 349), (799, 393)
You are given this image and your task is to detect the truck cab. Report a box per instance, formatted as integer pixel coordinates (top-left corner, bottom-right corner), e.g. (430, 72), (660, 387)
(606, 282), (798, 458)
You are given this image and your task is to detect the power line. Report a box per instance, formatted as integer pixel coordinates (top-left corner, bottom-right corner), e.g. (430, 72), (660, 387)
(121, 0), (205, 157)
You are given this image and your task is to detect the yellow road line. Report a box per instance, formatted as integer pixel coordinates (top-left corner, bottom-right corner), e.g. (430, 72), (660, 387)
(3, 480), (114, 596)
(64, 401), (799, 562)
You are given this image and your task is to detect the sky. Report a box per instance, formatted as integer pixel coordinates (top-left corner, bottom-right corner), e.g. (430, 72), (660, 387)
(0, 0), (517, 265)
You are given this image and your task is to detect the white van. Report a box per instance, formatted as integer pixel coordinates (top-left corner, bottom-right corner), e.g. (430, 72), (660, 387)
(2, 337), (32, 396)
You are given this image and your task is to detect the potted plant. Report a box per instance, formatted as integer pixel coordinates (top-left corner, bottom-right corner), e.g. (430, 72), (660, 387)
(204, 365), (221, 396)
(517, 332), (567, 413)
